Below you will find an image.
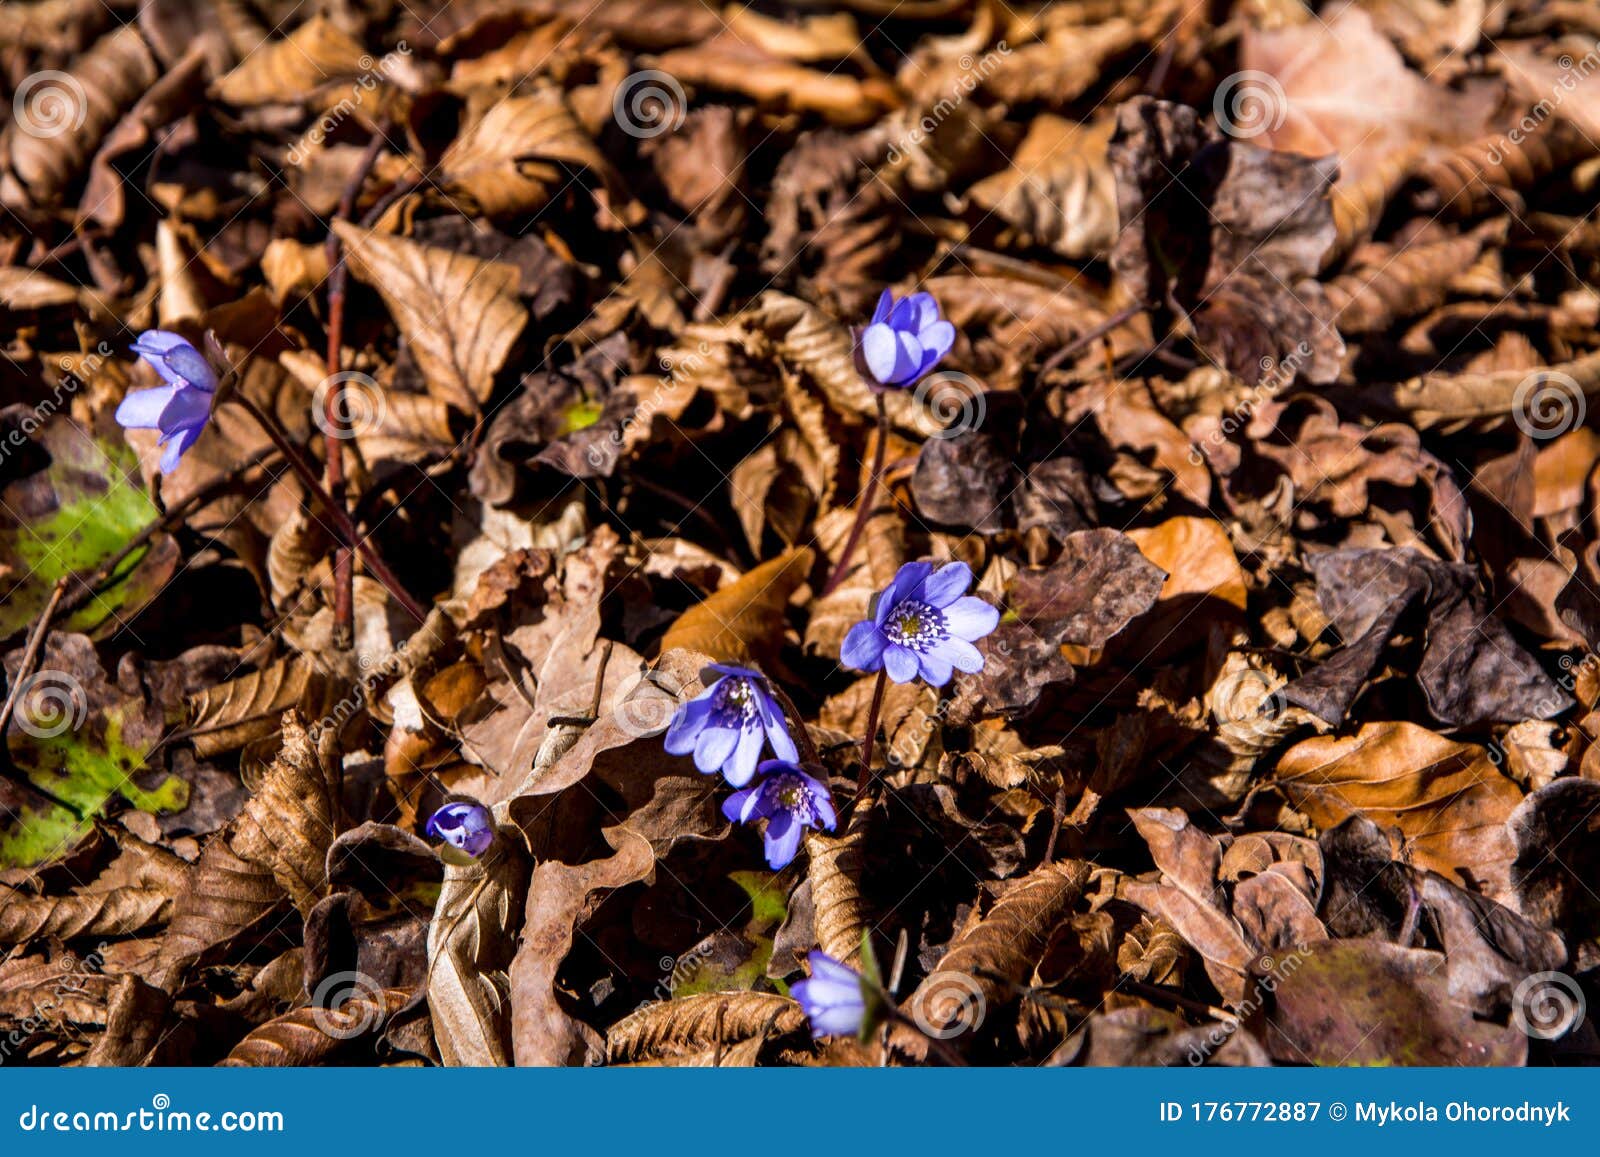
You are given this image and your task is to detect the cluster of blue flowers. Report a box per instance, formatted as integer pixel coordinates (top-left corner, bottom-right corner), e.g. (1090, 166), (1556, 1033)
(408, 288), (990, 1041)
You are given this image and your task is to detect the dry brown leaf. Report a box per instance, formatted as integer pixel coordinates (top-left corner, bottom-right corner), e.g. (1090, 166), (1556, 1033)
(606, 991), (806, 1064)
(228, 711), (340, 917)
(657, 547), (814, 668)
(185, 658), (329, 759)
(219, 988), (413, 1065)
(331, 221), (529, 415)
(427, 834), (529, 1067)
(964, 114), (1118, 259)
(214, 16), (367, 106)
(1276, 722), (1524, 899)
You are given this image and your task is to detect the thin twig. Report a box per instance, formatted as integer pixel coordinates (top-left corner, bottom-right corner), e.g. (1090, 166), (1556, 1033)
(230, 393), (428, 623)
(1039, 302), (1147, 374)
(52, 446), (283, 625)
(0, 579), (84, 815)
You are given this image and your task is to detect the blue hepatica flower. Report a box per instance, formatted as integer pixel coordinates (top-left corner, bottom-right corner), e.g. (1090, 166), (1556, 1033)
(721, 760), (836, 870)
(791, 949), (868, 1038)
(841, 560), (999, 687)
(858, 289), (955, 389)
(425, 801), (495, 857)
(116, 331), (218, 473)
(663, 663), (798, 787)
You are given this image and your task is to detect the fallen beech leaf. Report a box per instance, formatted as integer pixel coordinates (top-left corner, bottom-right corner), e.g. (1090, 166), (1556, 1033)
(658, 547), (814, 668)
(331, 221), (529, 415)
(1276, 722), (1524, 899)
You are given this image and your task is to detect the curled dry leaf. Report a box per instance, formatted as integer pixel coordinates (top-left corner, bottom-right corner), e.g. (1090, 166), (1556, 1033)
(606, 991), (806, 1065)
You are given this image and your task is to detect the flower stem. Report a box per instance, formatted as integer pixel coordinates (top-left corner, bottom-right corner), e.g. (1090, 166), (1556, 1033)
(857, 668), (887, 795)
(230, 392), (428, 624)
(821, 392), (888, 598)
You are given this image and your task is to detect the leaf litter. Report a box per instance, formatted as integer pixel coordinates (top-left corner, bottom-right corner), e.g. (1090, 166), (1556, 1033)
(2, 0), (1600, 1067)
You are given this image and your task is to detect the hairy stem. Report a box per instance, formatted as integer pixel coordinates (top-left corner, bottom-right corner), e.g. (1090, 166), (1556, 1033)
(857, 668), (887, 795)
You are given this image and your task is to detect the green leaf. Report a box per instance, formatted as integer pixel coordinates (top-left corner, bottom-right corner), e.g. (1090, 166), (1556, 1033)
(0, 418), (177, 640)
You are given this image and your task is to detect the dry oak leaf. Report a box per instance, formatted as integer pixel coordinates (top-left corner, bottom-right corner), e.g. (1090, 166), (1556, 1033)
(219, 988), (414, 1066)
(1275, 722), (1524, 900)
(215, 16), (369, 106)
(653, 35), (897, 125)
(657, 546), (814, 669)
(227, 711), (342, 918)
(331, 221), (529, 415)
(1108, 97), (1344, 389)
(5, 24), (157, 206)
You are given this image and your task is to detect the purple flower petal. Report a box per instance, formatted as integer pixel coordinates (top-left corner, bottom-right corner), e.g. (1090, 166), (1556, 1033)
(882, 643), (919, 683)
(841, 620), (886, 671)
(936, 636), (985, 673)
(114, 385), (177, 430)
(722, 788), (755, 823)
(693, 724), (739, 775)
(762, 810), (803, 869)
(663, 695), (714, 754)
(920, 561), (973, 608)
(861, 323), (901, 385)
(918, 653), (954, 687)
(871, 289), (893, 325)
(918, 319), (956, 361)
(728, 725), (764, 787)
(943, 596), (999, 641)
